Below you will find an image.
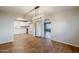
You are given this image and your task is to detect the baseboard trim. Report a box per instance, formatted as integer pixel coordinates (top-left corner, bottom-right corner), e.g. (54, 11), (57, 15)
(52, 39), (79, 48)
(0, 39), (13, 45)
(0, 42), (13, 46)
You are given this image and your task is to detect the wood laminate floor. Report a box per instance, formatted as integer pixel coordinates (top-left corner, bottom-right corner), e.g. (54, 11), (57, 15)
(0, 34), (79, 53)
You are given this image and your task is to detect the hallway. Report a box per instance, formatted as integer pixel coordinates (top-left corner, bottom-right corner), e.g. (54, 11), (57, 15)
(0, 34), (79, 53)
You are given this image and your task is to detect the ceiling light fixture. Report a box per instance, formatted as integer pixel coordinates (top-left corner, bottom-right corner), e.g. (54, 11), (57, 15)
(16, 6), (40, 22)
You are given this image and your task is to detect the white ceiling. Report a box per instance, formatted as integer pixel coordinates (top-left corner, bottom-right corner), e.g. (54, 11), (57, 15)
(0, 6), (76, 19)
(0, 6), (35, 15)
(0, 6), (76, 14)
(39, 6), (76, 14)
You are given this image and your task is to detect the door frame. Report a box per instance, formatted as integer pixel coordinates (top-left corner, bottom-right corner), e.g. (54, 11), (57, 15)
(44, 19), (51, 38)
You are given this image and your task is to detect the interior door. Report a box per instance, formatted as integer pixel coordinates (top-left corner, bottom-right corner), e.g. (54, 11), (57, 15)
(44, 21), (51, 39)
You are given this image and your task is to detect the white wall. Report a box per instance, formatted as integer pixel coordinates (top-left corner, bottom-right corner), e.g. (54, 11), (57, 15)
(35, 21), (42, 36)
(0, 16), (14, 44)
(52, 7), (79, 47)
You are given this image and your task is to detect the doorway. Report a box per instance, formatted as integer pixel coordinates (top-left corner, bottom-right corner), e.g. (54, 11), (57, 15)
(44, 19), (52, 39)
